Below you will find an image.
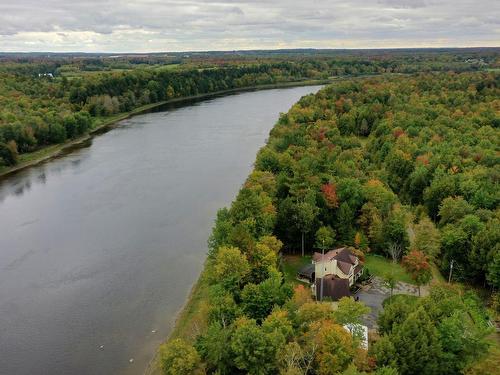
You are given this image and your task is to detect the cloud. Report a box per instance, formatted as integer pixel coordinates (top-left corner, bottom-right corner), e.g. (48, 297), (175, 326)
(0, 0), (498, 51)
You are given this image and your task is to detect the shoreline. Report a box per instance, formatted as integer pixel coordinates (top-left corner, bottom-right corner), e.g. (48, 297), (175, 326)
(0, 78), (331, 180)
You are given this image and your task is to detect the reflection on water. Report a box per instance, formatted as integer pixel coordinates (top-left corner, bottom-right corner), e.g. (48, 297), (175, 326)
(0, 85), (323, 375)
(0, 141), (94, 202)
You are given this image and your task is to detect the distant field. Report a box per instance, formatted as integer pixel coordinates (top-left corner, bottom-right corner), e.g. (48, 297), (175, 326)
(59, 63), (182, 78)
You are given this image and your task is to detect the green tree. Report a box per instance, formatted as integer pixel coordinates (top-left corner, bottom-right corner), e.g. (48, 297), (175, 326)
(295, 201), (318, 257)
(241, 271), (293, 321)
(195, 322), (233, 374)
(160, 338), (202, 375)
(411, 216), (441, 260)
(315, 226), (335, 250)
(231, 317), (282, 374)
(382, 273), (397, 298)
(391, 307), (443, 375)
(0, 141), (18, 166)
(438, 196), (474, 226)
(333, 297), (370, 326)
(487, 250), (500, 289)
(208, 246), (250, 293)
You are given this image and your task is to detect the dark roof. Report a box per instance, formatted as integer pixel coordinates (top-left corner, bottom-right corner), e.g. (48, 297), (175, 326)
(337, 260), (352, 275)
(315, 275), (350, 301)
(297, 263), (315, 278)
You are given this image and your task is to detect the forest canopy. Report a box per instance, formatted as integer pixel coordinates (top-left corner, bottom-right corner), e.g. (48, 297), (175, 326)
(163, 70), (499, 374)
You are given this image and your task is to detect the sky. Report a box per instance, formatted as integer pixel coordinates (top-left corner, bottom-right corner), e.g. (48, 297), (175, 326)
(0, 0), (498, 52)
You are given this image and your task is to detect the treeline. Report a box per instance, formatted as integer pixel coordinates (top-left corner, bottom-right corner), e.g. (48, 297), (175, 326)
(158, 71), (499, 374)
(0, 61), (317, 166)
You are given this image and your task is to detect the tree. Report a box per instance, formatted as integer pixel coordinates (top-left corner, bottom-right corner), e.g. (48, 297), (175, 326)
(372, 335), (397, 368)
(297, 302), (334, 327)
(390, 307), (443, 375)
(248, 242), (278, 283)
(166, 84), (175, 99)
(402, 250), (432, 296)
(382, 273), (397, 298)
(411, 216), (441, 260)
(195, 322), (233, 374)
(487, 250), (500, 290)
(241, 271), (293, 321)
(470, 218), (500, 286)
(333, 297), (370, 326)
(207, 285), (241, 327)
(277, 198), (317, 256)
(315, 226), (335, 249)
(295, 201), (318, 257)
(437, 311), (490, 373)
(0, 140), (18, 166)
(337, 202), (356, 243)
(438, 196), (474, 226)
(311, 319), (356, 374)
(208, 208), (232, 258)
(387, 242), (403, 264)
(160, 338), (202, 375)
(377, 296), (416, 335)
(230, 317), (283, 374)
(208, 246), (250, 293)
(383, 207), (410, 255)
(321, 182), (339, 208)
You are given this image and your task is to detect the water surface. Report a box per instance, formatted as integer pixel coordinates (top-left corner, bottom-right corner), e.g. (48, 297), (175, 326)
(0, 85), (322, 375)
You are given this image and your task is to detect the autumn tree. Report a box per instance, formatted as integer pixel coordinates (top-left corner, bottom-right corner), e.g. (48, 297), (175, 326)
(402, 250), (432, 296)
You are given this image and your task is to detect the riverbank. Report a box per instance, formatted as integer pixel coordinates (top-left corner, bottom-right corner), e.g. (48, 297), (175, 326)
(143, 269), (210, 375)
(0, 78), (332, 180)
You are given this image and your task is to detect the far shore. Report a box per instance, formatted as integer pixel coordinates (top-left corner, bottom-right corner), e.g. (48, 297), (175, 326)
(0, 78), (332, 180)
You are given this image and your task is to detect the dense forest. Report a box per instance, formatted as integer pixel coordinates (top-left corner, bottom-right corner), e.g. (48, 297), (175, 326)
(159, 71), (500, 374)
(1, 49), (497, 168)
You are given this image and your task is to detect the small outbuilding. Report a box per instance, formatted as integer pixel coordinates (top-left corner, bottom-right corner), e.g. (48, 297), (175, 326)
(297, 263), (315, 283)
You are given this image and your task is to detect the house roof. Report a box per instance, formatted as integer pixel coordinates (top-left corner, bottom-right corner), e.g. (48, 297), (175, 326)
(337, 260), (352, 275)
(315, 275), (350, 301)
(313, 248), (358, 275)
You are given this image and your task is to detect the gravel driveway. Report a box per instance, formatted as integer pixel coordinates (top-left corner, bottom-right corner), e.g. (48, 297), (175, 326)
(355, 277), (425, 329)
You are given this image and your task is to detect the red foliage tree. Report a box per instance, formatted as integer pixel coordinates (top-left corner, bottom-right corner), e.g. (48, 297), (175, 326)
(402, 250), (432, 296)
(321, 182), (339, 208)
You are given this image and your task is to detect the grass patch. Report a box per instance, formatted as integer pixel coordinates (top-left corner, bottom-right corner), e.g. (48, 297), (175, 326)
(169, 270), (210, 343)
(365, 254), (415, 285)
(281, 254), (312, 285)
(431, 263), (446, 283)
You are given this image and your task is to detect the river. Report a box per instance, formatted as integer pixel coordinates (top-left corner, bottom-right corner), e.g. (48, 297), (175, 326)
(0, 85), (322, 375)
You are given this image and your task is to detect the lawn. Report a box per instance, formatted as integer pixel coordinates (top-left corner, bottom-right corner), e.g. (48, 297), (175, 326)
(281, 254), (312, 285)
(364, 254), (415, 285)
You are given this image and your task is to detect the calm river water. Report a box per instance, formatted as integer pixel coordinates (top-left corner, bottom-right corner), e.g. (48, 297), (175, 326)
(0, 85), (322, 375)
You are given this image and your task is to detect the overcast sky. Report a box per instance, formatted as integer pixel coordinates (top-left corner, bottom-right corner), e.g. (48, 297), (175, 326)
(0, 0), (498, 52)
